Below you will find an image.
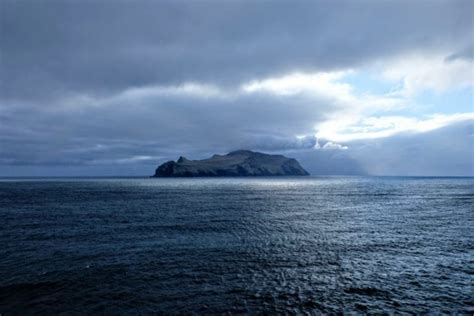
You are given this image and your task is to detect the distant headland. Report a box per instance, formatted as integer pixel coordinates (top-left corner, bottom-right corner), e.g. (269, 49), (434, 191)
(153, 150), (309, 177)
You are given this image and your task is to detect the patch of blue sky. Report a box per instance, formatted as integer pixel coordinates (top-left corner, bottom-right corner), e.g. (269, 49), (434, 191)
(412, 87), (473, 115)
(343, 70), (398, 95)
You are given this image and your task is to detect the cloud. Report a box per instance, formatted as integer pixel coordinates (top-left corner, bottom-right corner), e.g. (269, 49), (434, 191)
(1, 0), (472, 100)
(0, 67), (403, 165)
(445, 44), (474, 62)
(0, 0), (472, 176)
(0, 87), (334, 167)
(1, 63), (471, 175)
(241, 71), (352, 98)
(320, 141), (348, 151)
(381, 53), (474, 96)
(316, 113), (474, 142)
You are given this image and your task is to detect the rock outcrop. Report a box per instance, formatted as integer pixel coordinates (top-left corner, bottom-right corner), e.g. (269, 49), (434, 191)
(153, 150), (309, 177)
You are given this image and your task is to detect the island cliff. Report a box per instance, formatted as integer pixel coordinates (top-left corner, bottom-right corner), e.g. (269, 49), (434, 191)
(153, 150), (309, 177)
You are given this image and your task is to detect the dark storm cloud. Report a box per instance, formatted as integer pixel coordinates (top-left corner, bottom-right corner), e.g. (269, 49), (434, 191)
(445, 44), (474, 62)
(0, 91), (333, 168)
(1, 0), (472, 100)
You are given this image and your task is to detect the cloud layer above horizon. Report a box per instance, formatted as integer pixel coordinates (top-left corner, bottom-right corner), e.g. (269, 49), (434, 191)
(1, 0), (473, 176)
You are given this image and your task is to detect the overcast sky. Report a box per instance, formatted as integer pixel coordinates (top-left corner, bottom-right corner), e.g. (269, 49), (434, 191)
(1, 0), (473, 176)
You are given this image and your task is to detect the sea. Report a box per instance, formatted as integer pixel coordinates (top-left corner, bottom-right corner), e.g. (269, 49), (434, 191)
(0, 176), (472, 314)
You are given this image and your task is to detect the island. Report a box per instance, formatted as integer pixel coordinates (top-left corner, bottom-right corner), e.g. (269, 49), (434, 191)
(153, 150), (309, 177)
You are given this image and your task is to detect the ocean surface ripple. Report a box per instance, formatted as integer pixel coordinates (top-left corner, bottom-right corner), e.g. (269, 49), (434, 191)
(0, 177), (473, 314)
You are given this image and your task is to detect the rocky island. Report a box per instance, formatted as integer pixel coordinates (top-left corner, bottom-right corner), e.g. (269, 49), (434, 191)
(153, 150), (309, 177)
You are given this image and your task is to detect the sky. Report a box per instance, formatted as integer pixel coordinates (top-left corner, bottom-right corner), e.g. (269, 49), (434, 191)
(0, 0), (473, 176)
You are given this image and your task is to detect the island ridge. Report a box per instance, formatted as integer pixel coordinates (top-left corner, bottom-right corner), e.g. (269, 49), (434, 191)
(153, 150), (309, 177)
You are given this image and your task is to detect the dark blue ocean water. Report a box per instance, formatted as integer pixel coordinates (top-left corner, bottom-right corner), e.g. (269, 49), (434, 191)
(0, 177), (473, 314)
